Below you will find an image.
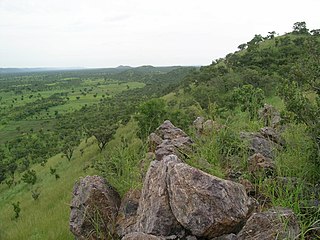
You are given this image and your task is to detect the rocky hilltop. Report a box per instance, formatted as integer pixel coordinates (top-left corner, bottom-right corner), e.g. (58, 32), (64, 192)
(69, 118), (300, 240)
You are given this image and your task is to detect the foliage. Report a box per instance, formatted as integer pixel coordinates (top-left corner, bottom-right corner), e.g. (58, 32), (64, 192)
(12, 201), (21, 220)
(232, 84), (265, 119)
(135, 98), (167, 139)
(22, 169), (37, 185)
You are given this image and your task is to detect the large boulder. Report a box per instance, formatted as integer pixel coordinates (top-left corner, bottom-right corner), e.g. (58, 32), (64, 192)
(122, 232), (165, 240)
(135, 155), (184, 236)
(69, 175), (121, 239)
(166, 162), (251, 238)
(116, 189), (141, 237)
(237, 208), (300, 240)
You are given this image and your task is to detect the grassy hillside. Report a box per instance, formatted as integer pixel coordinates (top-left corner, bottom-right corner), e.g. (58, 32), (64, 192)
(0, 137), (99, 240)
(0, 23), (319, 239)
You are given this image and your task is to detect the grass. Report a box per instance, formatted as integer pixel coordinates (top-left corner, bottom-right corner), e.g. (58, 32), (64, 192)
(0, 137), (100, 240)
(0, 119), (146, 239)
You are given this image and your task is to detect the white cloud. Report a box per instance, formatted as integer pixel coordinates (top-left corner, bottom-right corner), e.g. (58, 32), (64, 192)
(0, 0), (319, 67)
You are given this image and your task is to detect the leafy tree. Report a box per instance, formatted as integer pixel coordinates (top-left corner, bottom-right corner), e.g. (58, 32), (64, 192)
(89, 124), (118, 152)
(22, 169), (37, 185)
(292, 21), (309, 34)
(238, 43), (247, 51)
(135, 99), (167, 139)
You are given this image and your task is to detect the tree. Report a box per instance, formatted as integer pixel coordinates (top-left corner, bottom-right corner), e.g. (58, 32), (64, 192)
(238, 43), (247, 51)
(90, 124), (118, 152)
(292, 21), (309, 34)
(135, 99), (167, 139)
(22, 169), (37, 185)
(310, 29), (320, 36)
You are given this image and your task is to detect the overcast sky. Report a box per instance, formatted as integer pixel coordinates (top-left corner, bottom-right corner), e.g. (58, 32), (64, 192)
(0, 0), (319, 68)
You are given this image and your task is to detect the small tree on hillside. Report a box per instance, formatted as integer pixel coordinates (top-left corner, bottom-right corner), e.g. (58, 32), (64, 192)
(89, 124), (118, 152)
(22, 169), (37, 185)
(135, 99), (167, 139)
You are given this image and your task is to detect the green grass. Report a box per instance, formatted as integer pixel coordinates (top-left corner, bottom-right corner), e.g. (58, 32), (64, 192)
(0, 137), (100, 240)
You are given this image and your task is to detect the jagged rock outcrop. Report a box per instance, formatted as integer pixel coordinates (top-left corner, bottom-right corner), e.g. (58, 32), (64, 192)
(153, 120), (193, 160)
(237, 208), (300, 240)
(116, 189), (141, 237)
(122, 232), (165, 240)
(167, 162), (251, 238)
(135, 155), (184, 236)
(69, 175), (121, 239)
(71, 120), (300, 240)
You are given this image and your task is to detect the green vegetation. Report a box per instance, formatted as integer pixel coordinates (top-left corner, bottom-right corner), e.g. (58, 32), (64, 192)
(0, 22), (319, 239)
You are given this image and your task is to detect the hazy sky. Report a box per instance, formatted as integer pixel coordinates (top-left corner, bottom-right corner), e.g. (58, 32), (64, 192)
(0, 0), (319, 68)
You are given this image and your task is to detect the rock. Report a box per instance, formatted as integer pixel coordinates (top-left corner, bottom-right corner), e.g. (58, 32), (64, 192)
(193, 116), (205, 133)
(166, 162), (251, 238)
(258, 104), (282, 128)
(239, 178), (255, 196)
(211, 233), (237, 240)
(135, 155), (184, 236)
(155, 140), (178, 161)
(153, 120), (193, 161)
(248, 153), (275, 178)
(116, 189), (141, 237)
(259, 127), (285, 146)
(122, 232), (165, 240)
(240, 132), (275, 159)
(237, 207), (300, 240)
(69, 175), (121, 239)
(186, 236), (198, 240)
(155, 120), (189, 141)
(148, 133), (163, 152)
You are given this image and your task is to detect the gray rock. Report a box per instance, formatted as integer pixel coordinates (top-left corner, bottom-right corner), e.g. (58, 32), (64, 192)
(258, 104), (282, 128)
(69, 175), (121, 240)
(193, 116), (205, 133)
(240, 132), (275, 159)
(248, 153), (275, 178)
(166, 162), (250, 238)
(186, 236), (198, 240)
(237, 207), (300, 240)
(155, 140), (177, 161)
(153, 120), (193, 161)
(122, 232), (165, 240)
(260, 127), (285, 146)
(211, 233), (237, 240)
(148, 133), (163, 152)
(155, 120), (190, 141)
(116, 189), (141, 237)
(135, 155), (184, 236)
